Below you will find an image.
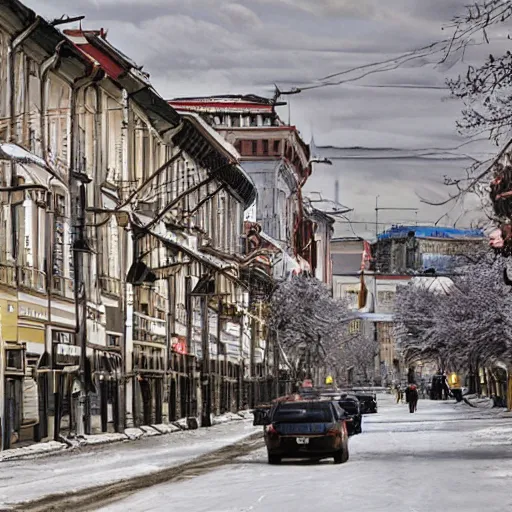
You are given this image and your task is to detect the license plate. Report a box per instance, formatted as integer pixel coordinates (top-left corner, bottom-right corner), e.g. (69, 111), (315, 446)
(296, 437), (309, 445)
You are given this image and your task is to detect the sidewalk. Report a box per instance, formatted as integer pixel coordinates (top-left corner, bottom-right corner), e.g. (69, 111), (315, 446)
(0, 410), (254, 463)
(454, 395), (512, 418)
(0, 415), (259, 509)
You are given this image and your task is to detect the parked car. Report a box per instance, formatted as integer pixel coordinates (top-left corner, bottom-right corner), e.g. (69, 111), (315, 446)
(320, 392), (362, 436)
(354, 392), (378, 414)
(337, 395), (362, 434)
(254, 399), (350, 465)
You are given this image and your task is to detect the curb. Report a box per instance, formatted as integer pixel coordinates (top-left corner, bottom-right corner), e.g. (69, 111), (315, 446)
(0, 410), (255, 463)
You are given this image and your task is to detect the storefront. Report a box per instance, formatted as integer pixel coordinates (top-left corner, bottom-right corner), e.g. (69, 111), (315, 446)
(132, 342), (165, 426)
(51, 331), (81, 437)
(90, 348), (122, 433)
(16, 298), (48, 446)
(168, 336), (196, 421)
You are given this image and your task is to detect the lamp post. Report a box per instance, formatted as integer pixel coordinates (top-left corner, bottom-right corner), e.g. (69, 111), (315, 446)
(72, 176), (92, 437)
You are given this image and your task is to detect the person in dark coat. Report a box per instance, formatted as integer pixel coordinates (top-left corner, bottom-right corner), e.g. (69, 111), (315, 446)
(405, 384), (419, 413)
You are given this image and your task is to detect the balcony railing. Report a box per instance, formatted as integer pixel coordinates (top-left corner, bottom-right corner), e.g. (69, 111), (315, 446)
(133, 312), (166, 343)
(99, 275), (121, 298)
(18, 266), (47, 293)
(51, 275), (74, 299)
(0, 263), (17, 288)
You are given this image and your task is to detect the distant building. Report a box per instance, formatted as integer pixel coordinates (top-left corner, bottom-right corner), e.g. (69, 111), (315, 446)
(331, 226), (486, 386)
(373, 225), (486, 275)
(168, 95), (316, 274)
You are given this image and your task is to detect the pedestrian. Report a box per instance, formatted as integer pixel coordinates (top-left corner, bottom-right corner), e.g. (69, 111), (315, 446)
(395, 384), (402, 404)
(405, 384), (419, 413)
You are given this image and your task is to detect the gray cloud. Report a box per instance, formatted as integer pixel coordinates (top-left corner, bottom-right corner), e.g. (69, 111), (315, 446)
(22, 0), (498, 236)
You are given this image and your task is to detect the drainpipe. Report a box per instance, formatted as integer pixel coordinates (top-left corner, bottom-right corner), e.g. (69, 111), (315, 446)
(39, 42), (65, 441)
(69, 67), (102, 437)
(121, 89), (134, 428)
(8, 17), (42, 144)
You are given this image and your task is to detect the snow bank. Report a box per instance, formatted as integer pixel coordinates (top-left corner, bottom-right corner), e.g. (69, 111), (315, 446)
(1, 410), (250, 462)
(152, 423), (181, 434)
(0, 441), (66, 462)
(463, 394), (494, 409)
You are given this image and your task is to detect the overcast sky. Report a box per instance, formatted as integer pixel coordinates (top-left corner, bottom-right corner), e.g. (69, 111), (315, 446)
(27, 0), (504, 238)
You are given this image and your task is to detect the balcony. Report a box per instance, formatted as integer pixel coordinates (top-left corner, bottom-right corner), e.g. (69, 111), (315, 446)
(51, 275), (74, 299)
(0, 263), (17, 288)
(133, 311), (166, 344)
(18, 267), (47, 294)
(99, 275), (121, 298)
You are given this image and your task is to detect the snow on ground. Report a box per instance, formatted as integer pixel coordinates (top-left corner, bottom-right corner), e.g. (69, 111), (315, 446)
(103, 396), (512, 512)
(0, 420), (259, 508)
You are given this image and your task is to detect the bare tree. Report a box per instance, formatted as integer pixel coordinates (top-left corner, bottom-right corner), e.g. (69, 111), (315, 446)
(269, 275), (352, 380)
(445, 1), (512, 144)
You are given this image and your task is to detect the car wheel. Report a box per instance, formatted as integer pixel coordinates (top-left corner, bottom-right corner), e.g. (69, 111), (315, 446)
(268, 454), (281, 465)
(333, 450), (343, 464)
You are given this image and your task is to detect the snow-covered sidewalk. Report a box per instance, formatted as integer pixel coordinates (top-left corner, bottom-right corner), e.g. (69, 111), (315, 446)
(0, 410), (253, 463)
(456, 395), (512, 416)
(0, 417), (259, 509)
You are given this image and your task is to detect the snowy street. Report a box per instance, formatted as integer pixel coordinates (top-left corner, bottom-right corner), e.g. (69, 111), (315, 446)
(101, 395), (512, 512)
(0, 420), (260, 510)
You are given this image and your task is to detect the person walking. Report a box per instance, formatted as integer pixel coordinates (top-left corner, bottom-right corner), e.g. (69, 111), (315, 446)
(396, 384), (402, 404)
(405, 384), (419, 413)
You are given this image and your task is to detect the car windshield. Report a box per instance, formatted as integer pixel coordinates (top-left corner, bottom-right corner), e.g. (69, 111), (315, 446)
(272, 402), (334, 423)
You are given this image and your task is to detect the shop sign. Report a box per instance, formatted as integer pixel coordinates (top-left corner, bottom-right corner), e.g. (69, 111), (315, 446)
(54, 343), (81, 365)
(19, 304), (48, 321)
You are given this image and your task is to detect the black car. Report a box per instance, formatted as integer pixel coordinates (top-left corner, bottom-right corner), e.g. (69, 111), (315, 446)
(320, 393), (362, 436)
(254, 400), (350, 465)
(354, 392), (378, 414)
(338, 395), (363, 434)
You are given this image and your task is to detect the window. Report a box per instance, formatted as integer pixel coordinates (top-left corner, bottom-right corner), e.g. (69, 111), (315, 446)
(273, 402), (334, 423)
(349, 319), (361, 334)
(107, 334), (121, 347)
(262, 140), (269, 155)
(273, 140), (280, 154)
(6, 349), (23, 371)
(251, 141), (258, 155)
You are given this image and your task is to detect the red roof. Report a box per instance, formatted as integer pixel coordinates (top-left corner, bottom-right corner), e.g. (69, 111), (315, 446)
(64, 29), (126, 80)
(169, 100), (273, 112)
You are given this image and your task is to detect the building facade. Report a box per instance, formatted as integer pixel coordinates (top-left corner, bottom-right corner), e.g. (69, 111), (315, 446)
(0, 1), (295, 450)
(168, 96), (316, 275)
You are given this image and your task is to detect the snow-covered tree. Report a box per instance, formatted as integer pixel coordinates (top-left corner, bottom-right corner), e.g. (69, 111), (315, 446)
(327, 332), (378, 387)
(395, 252), (512, 390)
(269, 275), (352, 380)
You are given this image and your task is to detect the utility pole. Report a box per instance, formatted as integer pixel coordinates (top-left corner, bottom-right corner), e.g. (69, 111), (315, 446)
(374, 195), (419, 237)
(273, 329), (280, 399)
(200, 295), (211, 427)
(216, 298), (222, 415)
(72, 177), (91, 436)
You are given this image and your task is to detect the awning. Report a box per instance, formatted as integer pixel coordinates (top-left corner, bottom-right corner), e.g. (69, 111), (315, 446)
(0, 142), (66, 186)
(132, 212), (233, 272)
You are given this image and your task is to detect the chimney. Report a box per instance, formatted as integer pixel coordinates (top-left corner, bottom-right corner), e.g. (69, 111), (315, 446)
(334, 180), (339, 205)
